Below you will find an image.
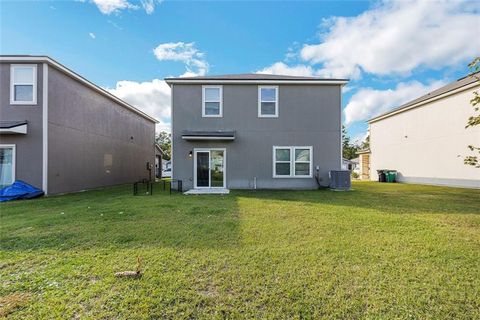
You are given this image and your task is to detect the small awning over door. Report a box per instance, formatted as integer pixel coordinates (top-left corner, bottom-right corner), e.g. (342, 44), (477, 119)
(0, 121), (28, 134)
(181, 130), (235, 141)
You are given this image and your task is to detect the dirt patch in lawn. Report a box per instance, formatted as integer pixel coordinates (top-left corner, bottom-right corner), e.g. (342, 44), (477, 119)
(0, 292), (32, 317)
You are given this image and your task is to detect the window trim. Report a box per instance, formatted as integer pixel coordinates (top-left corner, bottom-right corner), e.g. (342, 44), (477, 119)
(10, 64), (37, 105)
(258, 85), (279, 118)
(202, 85), (223, 117)
(0, 144), (16, 186)
(272, 146), (313, 178)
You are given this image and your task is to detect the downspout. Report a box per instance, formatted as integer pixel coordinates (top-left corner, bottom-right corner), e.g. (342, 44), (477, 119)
(42, 63), (48, 194)
(170, 84), (174, 179)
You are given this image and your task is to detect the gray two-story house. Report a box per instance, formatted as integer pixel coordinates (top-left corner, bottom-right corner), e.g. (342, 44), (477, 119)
(166, 74), (347, 193)
(0, 55), (158, 195)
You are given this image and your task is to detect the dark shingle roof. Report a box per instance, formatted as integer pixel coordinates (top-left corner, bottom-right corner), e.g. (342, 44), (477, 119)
(165, 73), (348, 81)
(369, 73), (480, 122)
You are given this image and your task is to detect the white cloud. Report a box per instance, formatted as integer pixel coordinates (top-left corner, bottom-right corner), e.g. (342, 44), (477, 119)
(103, 42), (210, 134)
(153, 42), (209, 76)
(351, 132), (369, 147)
(300, 0), (480, 79)
(91, 0), (162, 15)
(88, 32), (96, 39)
(341, 85), (354, 94)
(106, 79), (171, 132)
(92, 0), (137, 14)
(256, 62), (315, 77)
(344, 80), (446, 125)
(141, 0), (163, 14)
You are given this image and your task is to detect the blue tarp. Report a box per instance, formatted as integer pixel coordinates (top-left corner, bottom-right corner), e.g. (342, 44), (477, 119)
(0, 180), (44, 202)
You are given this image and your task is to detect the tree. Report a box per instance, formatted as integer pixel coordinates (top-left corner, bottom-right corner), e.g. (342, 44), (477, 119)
(464, 57), (480, 168)
(155, 131), (171, 160)
(342, 125), (359, 160)
(360, 135), (370, 150)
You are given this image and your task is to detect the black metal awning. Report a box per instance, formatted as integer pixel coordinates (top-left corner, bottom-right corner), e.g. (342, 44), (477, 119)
(181, 130), (235, 141)
(0, 120), (28, 134)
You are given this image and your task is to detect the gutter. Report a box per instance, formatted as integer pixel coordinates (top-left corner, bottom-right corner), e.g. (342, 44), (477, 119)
(164, 79), (349, 86)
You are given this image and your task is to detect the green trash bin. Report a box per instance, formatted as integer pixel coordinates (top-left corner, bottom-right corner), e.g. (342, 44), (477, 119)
(386, 171), (397, 183)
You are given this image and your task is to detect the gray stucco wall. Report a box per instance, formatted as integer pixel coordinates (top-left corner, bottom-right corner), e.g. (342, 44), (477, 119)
(47, 66), (155, 194)
(172, 84), (342, 190)
(0, 62), (44, 189)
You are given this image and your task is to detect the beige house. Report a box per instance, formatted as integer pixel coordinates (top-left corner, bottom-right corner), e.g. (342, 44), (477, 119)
(367, 73), (480, 188)
(357, 149), (371, 180)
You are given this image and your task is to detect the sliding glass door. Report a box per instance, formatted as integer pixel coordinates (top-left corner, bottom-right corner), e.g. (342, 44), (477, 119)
(196, 151), (210, 187)
(194, 149), (225, 188)
(0, 145), (15, 188)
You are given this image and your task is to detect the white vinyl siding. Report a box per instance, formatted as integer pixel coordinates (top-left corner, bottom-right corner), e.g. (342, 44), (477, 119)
(202, 85), (223, 117)
(273, 146), (313, 178)
(258, 86), (278, 117)
(10, 64), (37, 105)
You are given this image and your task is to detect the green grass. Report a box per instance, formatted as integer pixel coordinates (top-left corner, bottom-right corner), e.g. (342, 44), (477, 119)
(1, 181), (479, 319)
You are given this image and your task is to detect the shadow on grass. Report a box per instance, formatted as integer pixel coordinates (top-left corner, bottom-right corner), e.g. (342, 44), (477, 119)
(0, 183), (241, 252)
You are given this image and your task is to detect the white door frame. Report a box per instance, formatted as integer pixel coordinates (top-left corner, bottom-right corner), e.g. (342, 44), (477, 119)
(193, 148), (226, 189)
(0, 144), (16, 185)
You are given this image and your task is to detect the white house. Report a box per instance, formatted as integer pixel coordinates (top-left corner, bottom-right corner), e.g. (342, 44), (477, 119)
(367, 73), (480, 188)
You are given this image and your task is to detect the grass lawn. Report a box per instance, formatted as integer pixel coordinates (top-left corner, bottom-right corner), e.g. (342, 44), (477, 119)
(1, 181), (479, 319)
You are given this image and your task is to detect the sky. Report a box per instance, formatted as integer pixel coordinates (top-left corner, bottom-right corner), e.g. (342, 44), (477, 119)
(1, 0), (479, 142)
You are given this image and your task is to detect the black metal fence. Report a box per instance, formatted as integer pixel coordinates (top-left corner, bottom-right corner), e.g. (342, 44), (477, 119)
(133, 179), (183, 196)
(162, 179), (183, 194)
(133, 180), (153, 196)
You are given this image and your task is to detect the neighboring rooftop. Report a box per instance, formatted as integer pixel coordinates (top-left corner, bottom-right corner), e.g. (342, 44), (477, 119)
(369, 72), (480, 123)
(165, 73), (348, 85)
(0, 55), (158, 123)
(356, 148), (371, 155)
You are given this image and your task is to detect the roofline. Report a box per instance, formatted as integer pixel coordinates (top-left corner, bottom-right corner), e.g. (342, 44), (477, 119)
(0, 55), (159, 123)
(368, 80), (480, 124)
(356, 149), (371, 155)
(164, 78), (348, 86)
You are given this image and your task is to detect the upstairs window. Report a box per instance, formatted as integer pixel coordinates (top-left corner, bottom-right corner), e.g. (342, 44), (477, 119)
(10, 65), (37, 105)
(258, 86), (278, 117)
(202, 85), (222, 117)
(273, 146), (312, 178)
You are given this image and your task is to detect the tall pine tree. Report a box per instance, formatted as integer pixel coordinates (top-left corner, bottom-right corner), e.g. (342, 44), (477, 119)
(342, 125), (359, 160)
